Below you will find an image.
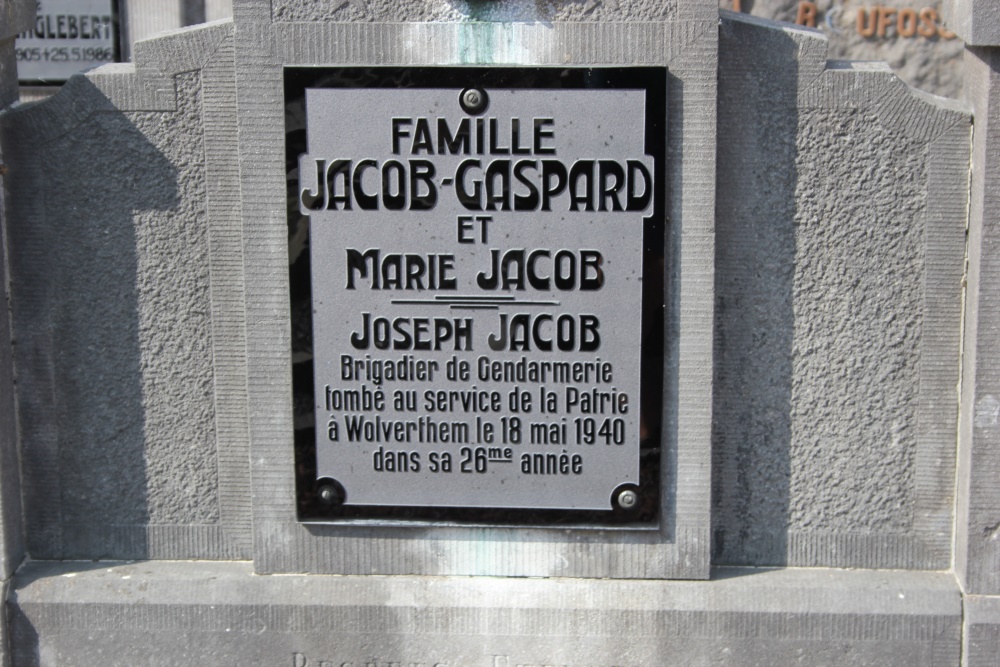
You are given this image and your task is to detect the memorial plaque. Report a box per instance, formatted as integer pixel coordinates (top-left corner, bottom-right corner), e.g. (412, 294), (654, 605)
(15, 0), (117, 83)
(288, 68), (665, 522)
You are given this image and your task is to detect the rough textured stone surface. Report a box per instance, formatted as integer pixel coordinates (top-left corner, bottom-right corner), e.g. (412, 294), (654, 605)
(729, 1), (965, 99)
(944, 0), (1000, 46)
(8, 561), (962, 666)
(790, 107), (924, 535)
(270, 0), (676, 23)
(136, 2), (966, 97)
(0, 21), (251, 561)
(129, 72), (220, 526)
(7, 75), (212, 538)
(956, 46), (1000, 596)
(237, 1), (716, 578)
(714, 13), (968, 569)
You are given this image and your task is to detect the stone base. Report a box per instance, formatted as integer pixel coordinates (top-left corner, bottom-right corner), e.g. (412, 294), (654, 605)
(965, 595), (1000, 666)
(8, 561), (960, 666)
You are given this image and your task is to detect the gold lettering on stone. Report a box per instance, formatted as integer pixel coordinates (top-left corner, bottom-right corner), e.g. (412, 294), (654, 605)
(728, 1), (959, 40)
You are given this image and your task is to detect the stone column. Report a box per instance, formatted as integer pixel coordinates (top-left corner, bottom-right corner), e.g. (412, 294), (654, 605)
(0, 2), (40, 665)
(946, 0), (1000, 663)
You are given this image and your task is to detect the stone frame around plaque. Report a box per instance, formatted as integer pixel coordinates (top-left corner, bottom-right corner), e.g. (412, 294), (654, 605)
(239, 8), (716, 578)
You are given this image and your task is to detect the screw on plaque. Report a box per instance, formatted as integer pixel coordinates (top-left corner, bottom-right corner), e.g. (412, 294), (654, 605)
(317, 481), (344, 506)
(460, 88), (488, 114)
(616, 489), (639, 511)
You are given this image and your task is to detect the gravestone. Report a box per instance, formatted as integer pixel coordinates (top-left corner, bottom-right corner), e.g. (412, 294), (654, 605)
(731, 1), (966, 98)
(14, 0), (118, 83)
(0, 0), (988, 663)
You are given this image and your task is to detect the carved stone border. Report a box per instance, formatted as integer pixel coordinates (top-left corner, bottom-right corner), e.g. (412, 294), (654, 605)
(235, 8), (716, 577)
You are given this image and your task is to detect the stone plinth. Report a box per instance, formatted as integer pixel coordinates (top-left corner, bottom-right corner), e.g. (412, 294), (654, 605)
(9, 561), (962, 666)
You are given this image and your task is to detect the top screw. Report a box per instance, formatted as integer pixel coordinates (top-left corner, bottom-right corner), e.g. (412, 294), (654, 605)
(460, 88), (488, 114)
(463, 89), (481, 107)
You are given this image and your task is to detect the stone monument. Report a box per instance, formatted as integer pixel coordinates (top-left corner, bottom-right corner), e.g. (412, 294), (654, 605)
(0, 0), (995, 664)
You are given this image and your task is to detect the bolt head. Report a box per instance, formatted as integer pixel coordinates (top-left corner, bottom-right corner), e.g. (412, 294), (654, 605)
(463, 89), (482, 107)
(318, 485), (337, 504)
(617, 489), (638, 509)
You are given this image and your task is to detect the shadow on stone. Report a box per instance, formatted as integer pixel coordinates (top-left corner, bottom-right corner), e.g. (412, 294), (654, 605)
(711, 17), (800, 566)
(1, 75), (179, 560)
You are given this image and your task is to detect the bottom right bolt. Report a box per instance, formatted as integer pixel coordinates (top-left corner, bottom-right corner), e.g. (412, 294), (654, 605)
(617, 489), (638, 509)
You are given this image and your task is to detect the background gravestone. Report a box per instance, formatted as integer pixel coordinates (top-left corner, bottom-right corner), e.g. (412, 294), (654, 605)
(725, 1), (965, 98)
